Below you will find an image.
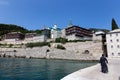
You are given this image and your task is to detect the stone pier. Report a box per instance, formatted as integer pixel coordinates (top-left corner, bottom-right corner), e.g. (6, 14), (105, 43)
(61, 58), (120, 80)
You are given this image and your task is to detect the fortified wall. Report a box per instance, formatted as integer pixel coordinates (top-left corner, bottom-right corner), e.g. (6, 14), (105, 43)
(0, 41), (103, 60)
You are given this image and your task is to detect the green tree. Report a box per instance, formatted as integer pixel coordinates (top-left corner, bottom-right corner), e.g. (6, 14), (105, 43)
(112, 18), (119, 30)
(0, 24), (29, 36)
(55, 37), (68, 44)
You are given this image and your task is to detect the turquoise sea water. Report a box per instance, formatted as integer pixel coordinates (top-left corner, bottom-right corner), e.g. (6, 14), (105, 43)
(0, 58), (97, 80)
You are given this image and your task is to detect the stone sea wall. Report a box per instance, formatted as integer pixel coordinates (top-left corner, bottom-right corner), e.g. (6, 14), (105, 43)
(0, 41), (103, 60)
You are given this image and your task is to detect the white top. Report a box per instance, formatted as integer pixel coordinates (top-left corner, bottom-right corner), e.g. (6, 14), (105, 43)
(95, 31), (105, 35)
(109, 29), (120, 33)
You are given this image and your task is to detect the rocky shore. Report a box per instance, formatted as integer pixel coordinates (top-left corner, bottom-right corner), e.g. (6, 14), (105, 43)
(0, 42), (103, 60)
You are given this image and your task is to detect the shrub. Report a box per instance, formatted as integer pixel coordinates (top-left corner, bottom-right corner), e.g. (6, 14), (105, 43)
(68, 40), (86, 42)
(68, 39), (92, 42)
(9, 44), (13, 48)
(55, 37), (68, 44)
(0, 43), (7, 47)
(0, 43), (2, 46)
(48, 43), (51, 47)
(56, 44), (66, 50)
(26, 42), (50, 48)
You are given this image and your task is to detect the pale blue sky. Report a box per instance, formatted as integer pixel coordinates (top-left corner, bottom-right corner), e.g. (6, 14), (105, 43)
(0, 0), (120, 30)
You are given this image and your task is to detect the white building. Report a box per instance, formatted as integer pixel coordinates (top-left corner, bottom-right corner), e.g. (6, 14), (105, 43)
(106, 29), (120, 58)
(61, 29), (66, 38)
(51, 24), (62, 40)
(92, 31), (105, 42)
(24, 33), (47, 43)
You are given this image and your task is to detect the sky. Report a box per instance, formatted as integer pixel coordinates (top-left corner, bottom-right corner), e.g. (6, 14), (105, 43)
(0, 0), (120, 30)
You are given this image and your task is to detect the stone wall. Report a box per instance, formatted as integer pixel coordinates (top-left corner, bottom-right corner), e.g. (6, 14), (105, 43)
(0, 41), (103, 60)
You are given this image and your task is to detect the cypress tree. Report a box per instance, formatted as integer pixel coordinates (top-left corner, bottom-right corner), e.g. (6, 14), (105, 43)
(112, 18), (119, 30)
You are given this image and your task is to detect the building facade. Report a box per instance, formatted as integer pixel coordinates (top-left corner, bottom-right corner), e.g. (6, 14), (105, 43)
(65, 26), (92, 41)
(1, 31), (49, 44)
(2, 32), (24, 42)
(24, 30), (49, 43)
(106, 29), (120, 58)
(51, 25), (62, 40)
(92, 31), (105, 42)
(24, 33), (36, 42)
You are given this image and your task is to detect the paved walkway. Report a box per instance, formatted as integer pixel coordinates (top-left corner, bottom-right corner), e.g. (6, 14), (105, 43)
(61, 58), (120, 80)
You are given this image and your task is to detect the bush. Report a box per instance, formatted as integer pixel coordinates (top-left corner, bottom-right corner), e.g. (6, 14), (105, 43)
(9, 44), (13, 48)
(56, 44), (66, 50)
(55, 37), (68, 44)
(48, 43), (51, 47)
(68, 39), (92, 42)
(0, 43), (7, 47)
(68, 40), (85, 42)
(0, 43), (2, 46)
(26, 42), (50, 48)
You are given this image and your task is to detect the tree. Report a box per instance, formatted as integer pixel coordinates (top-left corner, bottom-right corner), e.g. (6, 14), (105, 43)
(0, 24), (29, 36)
(112, 18), (119, 30)
(55, 37), (68, 44)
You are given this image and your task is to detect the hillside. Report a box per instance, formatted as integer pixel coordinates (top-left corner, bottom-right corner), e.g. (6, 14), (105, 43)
(0, 23), (110, 37)
(0, 24), (29, 36)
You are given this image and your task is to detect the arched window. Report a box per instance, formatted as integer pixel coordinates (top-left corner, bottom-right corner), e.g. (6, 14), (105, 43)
(83, 50), (89, 54)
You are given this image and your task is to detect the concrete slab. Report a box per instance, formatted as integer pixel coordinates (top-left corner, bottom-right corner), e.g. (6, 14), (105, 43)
(61, 58), (120, 80)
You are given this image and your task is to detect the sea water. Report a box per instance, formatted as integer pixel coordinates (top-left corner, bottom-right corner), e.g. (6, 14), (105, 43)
(0, 58), (97, 80)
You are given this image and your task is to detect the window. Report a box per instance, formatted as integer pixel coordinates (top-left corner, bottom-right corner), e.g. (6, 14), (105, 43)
(110, 34), (112, 37)
(111, 45), (113, 48)
(117, 45), (120, 48)
(116, 39), (119, 42)
(118, 53), (120, 56)
(110, 40), (112, 42)
(116, 33), (118, 36)
(112, 53), (114, 56)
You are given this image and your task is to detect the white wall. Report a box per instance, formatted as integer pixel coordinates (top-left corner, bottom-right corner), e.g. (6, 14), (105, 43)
(92, 34), (103, 42)
(51, 30), (62, 39)
(66, 34), (92, 41)
(106, 33), (120, 58)
(84, 36), (92, 40)
(33, 35), (46, 42)
(1, 35), (47, 44)
(61, 29), (66, 38)
(2, 38), (22, 44)
(66, 34), (84, 41)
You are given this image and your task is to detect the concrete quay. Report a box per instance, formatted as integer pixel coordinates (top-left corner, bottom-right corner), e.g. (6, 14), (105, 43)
(61, 58), (120, 80)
